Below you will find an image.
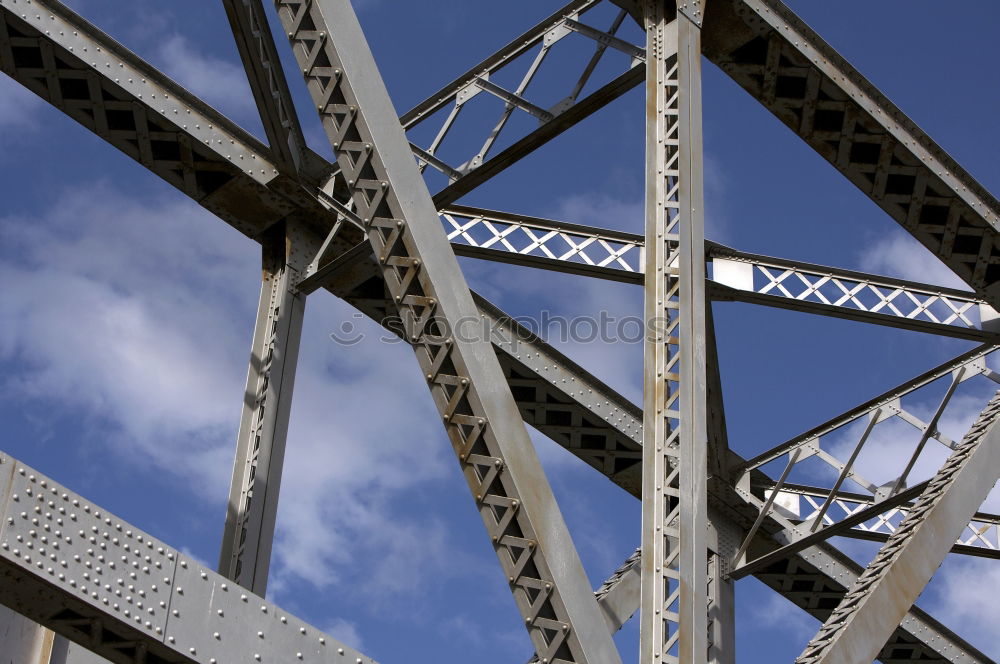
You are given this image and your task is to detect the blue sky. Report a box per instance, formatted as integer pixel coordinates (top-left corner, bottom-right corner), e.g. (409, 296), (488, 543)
(1, 1), (999, 662)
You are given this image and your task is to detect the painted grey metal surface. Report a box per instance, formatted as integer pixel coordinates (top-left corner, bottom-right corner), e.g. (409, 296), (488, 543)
(797, 392), (1000, 664)
(0, 454), (376, 664)
(273, 1), (621, 662)
(639, 3), (709, 662)
(219, 233), (307, 595)
(704, 0), (1000, 307)
(2, 0), (999, 662)
(0, 604), (54, 664)
(222, 0), (307, 174)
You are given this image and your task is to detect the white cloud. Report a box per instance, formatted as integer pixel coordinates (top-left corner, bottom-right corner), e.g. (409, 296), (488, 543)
(0, 183), (257, 494)
(324, 617), (365, 651)
(858, 230), (969, 290)
(749, 583), (818, 642)
(0, 181), (491, 615)
(156, 34), (257, 126)
(929, 556), (1000, 655)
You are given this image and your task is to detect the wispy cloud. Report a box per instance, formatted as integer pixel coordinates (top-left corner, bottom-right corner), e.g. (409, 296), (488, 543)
(858, 229), (969, 290)
(0, 181), (495, 624)
(928, 556), (1000, 655)
(0, 183), (256, 493)
(156, 34), (259, 128)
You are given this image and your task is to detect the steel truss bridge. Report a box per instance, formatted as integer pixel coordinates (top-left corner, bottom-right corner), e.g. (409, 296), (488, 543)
(1, 0), (999, 662)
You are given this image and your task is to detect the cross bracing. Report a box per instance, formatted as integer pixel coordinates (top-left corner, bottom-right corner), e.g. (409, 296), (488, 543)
(1, 0), (999, 663)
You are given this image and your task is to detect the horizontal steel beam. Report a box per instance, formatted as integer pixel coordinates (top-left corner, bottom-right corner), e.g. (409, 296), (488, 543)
(754, 481), (1000, 561)
(0, 453), (376, 664)
(442, 205), (644, 283)
(3, 7), (991, 660)
(441, 208), (1000, 340)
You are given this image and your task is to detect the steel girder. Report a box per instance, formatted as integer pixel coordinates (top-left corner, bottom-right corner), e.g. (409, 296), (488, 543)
(639, 2), (710, 662)
(440, 207), (1000, 343)
(0, 453), (379, 664)
(1, 0), (998, 662)
(797, 393), (1000, 664)
(221, 0), (308, 175)
(748, 482), (1000, 562)
(399, 0), (645, 207)
(698, 0), (1000, 308)
(271, 1), (620, 662)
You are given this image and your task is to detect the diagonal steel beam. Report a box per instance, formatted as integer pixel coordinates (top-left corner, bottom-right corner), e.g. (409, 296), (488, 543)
(222, 0), (308, 173)
(797, 392), (1000, 664)
(397, 0), (645, 207)
(702, 0), (1000, 308)
(272, 1), (621, 662)
(1, 6), (992, 660)
(0, 453), (377, 664)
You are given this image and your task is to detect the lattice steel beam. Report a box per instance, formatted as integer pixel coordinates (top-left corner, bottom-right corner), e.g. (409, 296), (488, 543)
(753, 482), (1000, 561)
(0, 453), (377, 664)
(443, 205), (644, 284)
(640, 3), (709, 661)
(703, 0), (1000, 307)
(398, 0), (645, 206)
(797, 392), (1000, 664)
(439, 207), (1000, 342)
(2, 5), (993, 661)
(273, 1), (620, 662)
(709, 243), (1000, 343)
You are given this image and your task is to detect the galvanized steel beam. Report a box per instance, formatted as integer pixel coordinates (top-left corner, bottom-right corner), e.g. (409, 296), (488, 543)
(272, 1), (621, 662)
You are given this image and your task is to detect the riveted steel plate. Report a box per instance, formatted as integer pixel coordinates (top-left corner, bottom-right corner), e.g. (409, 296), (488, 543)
(0, 462), (178, 639)
(0, 454), (15, 527)
(166, 554), (376, 664)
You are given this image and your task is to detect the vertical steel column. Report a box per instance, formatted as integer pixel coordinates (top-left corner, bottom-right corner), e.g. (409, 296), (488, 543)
(219, 226), (306, 595)
(271, 2), (621, 662)
(640, 1), (709, 663)
(707, 553), (735, 664)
